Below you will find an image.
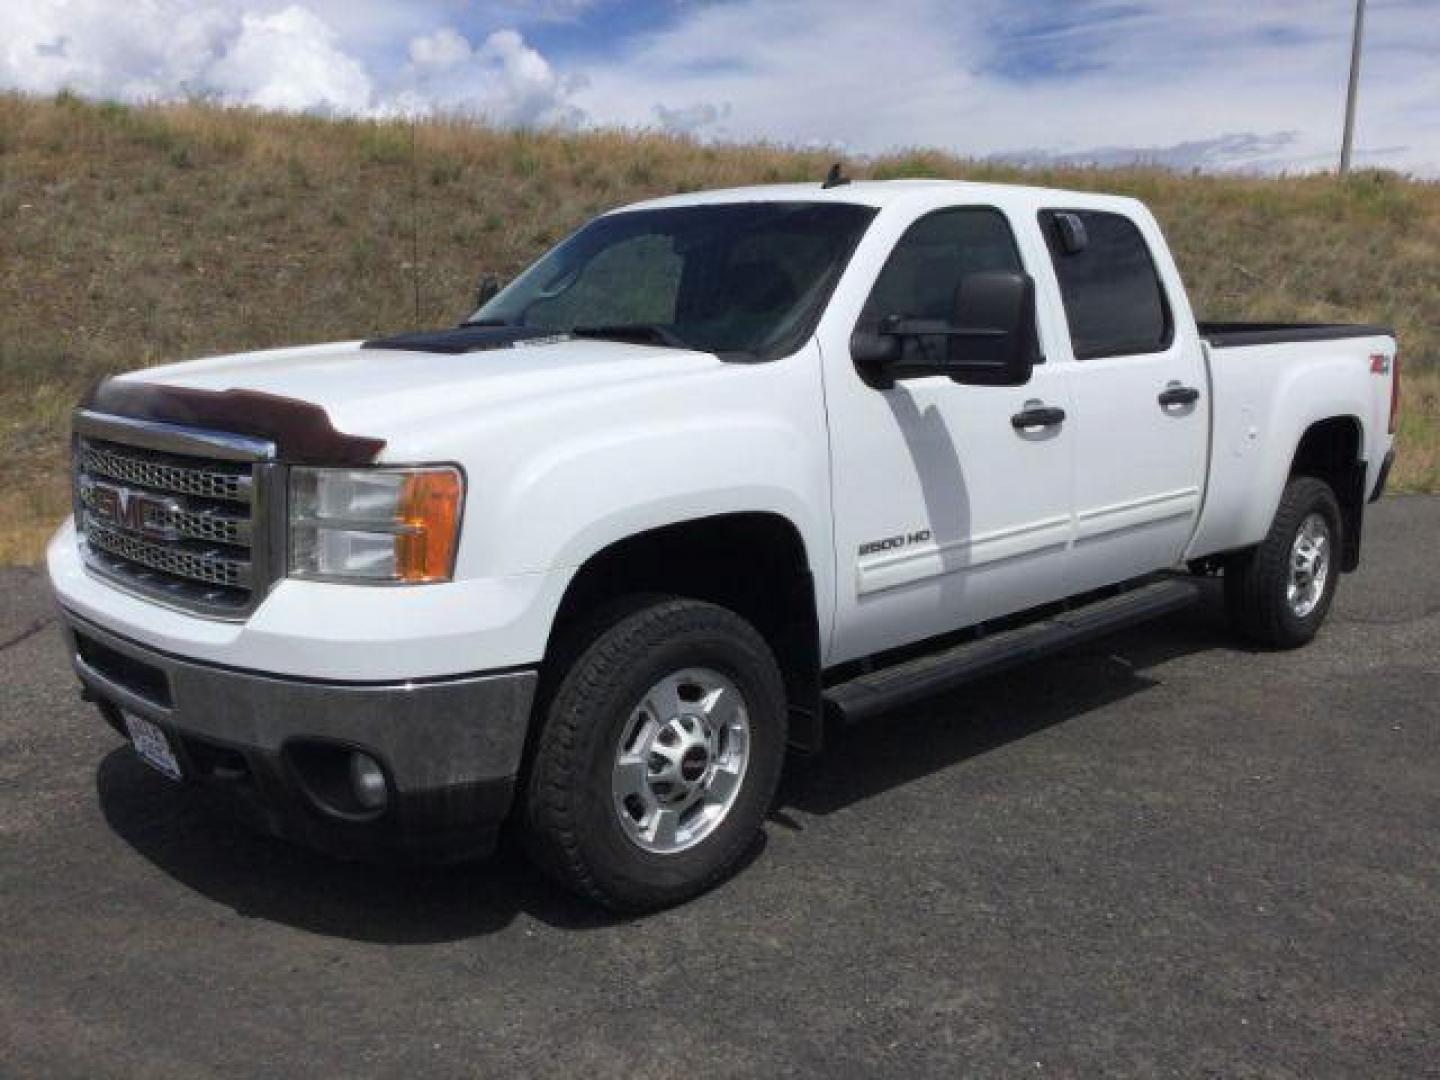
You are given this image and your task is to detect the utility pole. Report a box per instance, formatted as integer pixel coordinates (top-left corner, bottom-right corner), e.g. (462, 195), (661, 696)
(1339, 0), (1366, 174)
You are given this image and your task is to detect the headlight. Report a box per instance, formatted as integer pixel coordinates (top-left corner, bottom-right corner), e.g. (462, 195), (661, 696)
(289, 466), (463, 583)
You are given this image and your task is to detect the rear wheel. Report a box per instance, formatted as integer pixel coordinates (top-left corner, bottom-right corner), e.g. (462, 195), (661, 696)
(1224, 476), (1342, 648)
(524, 597), (787, 911)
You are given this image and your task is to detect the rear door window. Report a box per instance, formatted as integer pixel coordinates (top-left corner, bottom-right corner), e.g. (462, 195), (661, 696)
(1040, 210), (1172, 359)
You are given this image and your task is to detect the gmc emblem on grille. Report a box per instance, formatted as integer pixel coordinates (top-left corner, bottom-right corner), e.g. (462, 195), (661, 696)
(81, 479), (182, 543)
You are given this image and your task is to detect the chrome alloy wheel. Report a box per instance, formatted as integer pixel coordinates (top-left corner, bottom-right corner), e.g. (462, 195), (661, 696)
(1287, 512), (1332, 619)
(611, 668), (750, 855)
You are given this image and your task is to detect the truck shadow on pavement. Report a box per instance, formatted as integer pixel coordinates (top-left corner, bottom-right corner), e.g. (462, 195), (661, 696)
(775, 586), (1237, 818)
(96, 587), (1235, 944)
(95, 753), (651, 942)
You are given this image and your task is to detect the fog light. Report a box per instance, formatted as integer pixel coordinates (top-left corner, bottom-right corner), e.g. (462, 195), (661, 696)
(348, 752), (388, 811)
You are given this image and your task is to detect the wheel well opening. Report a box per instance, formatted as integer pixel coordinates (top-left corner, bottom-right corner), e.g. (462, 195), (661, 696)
(1291, 416), (1365, 571)
(544, 513), (824, 751)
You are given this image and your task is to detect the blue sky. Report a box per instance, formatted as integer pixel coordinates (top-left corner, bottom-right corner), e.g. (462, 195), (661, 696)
(3, 0), (1438, 174)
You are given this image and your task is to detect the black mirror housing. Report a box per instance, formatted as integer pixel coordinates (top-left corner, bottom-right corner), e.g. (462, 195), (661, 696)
(1050, 212), (1088, 255)
(474, 274), (501, 309)
(849, 271), (1038, 390)
(850, 329), (900, 368)
(944, 271), (1039, 387)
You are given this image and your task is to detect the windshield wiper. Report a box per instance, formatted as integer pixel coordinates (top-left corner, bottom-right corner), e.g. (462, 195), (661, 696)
(569, 324), (693, 350)
(458, 317), (512, 328)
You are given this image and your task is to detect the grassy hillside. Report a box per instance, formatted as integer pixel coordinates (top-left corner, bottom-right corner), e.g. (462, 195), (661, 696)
(1, 93), (1437, 562)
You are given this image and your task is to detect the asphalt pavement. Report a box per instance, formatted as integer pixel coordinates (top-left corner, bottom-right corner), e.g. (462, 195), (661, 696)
(3, 497), (1438, 1078)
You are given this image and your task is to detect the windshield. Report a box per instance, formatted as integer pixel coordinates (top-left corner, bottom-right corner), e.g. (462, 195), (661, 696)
(468, 202), (877, 358)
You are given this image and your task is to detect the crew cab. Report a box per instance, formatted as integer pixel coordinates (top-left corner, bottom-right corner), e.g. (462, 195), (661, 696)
(48, 178), (1400, 910)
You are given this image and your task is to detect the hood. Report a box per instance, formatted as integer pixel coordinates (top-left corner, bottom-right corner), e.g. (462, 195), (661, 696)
(108, 336), (722, 457)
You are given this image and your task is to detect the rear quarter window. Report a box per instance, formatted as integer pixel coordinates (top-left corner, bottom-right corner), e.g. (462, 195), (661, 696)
(1040, 210), (1172, 360)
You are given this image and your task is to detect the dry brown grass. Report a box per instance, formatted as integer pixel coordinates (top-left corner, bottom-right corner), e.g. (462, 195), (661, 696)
(1, 92), (1437, 563)
(1396, 370), (1440, 493)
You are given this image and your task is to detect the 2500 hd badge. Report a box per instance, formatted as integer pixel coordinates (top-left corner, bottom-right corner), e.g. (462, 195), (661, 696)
(858, 530), (933, 557)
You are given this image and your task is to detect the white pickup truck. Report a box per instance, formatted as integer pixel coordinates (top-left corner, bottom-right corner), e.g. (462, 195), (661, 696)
(49, 177), (1399, 910)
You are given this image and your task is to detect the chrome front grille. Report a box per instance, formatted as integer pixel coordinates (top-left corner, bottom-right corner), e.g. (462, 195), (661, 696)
(85, 520), (254, 589)
(77, 468), (253, 547)
(72, 411), (279, 619)
(80, 442), (254, 503)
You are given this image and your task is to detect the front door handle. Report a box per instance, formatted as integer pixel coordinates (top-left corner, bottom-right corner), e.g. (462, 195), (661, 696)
(1011, 405), (1067, 430)
(1159, 386), (1201, 408)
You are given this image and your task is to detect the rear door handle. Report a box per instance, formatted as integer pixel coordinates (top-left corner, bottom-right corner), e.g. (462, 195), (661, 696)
(1158, 386), (1201, 407)
(1011, 405), (1067, 430)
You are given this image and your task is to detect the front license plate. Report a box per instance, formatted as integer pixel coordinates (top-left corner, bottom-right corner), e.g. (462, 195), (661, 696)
(123, 712), (182, 781)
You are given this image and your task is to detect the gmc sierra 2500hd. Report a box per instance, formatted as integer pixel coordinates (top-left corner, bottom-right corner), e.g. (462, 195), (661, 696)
(49, 178), (1399, 910)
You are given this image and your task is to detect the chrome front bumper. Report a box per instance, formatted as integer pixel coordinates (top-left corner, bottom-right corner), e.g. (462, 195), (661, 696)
(60, 607), (538, 862)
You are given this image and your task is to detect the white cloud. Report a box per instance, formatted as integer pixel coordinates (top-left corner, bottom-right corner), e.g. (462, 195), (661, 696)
(476, 28), (583, 125)
(0, 0), (582, 125)
(654, 101), (732, 136)
(0, 0), (238, 101)
(207, 6), (372, 113)
(997, 132), (1309, 172)
(408, 27), (473, 71)
(572, 0), (984, 146)
(396, 26), (584, 126)
(569, 0), (1440, 175)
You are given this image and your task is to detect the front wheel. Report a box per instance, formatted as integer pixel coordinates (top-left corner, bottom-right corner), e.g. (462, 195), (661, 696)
(1224, 475), (1343, 648)
(524, 597), (788, 911)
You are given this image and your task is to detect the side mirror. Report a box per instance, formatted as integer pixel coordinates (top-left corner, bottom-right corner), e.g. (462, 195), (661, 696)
(944, 271), (1038, 387)
(850, 271), (1038, 389)
(850, 329), (900, 368)
(1051, 212), (1088, 255)
(474, 274), (501, 309)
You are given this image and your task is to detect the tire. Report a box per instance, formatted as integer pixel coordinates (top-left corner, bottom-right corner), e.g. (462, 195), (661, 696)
(524, 597), (788, 912)
(1224, 475), (1343, 649)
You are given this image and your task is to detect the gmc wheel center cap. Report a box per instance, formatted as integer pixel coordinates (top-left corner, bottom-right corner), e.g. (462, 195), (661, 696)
(680, 746), (709, 781)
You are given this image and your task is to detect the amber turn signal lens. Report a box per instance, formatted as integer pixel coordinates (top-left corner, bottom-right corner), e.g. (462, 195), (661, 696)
(395, 469), (463, 582)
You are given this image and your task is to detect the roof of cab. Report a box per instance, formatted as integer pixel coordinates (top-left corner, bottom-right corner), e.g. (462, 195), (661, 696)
(615, 179), (1143, 217)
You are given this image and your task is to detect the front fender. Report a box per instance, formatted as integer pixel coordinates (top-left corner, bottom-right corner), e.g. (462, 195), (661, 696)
(446, 349), (837, 649)
(510, 417), (824, 573)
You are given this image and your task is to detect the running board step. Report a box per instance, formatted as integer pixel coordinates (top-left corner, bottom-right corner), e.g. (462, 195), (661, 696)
(824, 578), (1201, 724)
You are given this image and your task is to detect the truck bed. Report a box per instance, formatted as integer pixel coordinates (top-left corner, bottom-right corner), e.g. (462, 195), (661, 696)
(1186, 321), (1397, 567)
(1199, 321), (1394, 349)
